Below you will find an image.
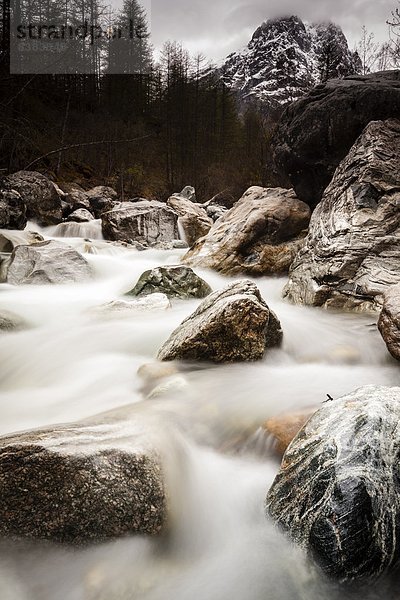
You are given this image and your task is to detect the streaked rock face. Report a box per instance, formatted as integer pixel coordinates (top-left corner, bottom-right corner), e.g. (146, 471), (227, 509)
(102, 201), (180, 245)
(266, 385), (400, 582)
(157, 280), (283, 363)
(7, 240), (93, 285)
(167, 195), (212, 247)
(378, 284), (400, 361)
(283, 120), (400, 311)
(183, 187), (310, 276)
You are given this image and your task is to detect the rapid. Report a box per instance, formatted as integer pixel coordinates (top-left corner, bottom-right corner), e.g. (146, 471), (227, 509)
(0, 221), (399, 600)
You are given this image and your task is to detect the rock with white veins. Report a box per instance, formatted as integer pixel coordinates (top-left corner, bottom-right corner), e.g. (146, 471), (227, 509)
(283, 119), (400, 311)
(157, 280), (283, 363)
(7, 240), (93, 285)
(378, 284), (400, 361)
(266, 385), (400, 582)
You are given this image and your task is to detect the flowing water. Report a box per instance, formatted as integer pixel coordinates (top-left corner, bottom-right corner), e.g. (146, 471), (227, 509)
(0, 222), (399, 600)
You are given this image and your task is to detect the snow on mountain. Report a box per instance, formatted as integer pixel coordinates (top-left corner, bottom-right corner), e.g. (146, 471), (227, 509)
(221, 16), (361, 108)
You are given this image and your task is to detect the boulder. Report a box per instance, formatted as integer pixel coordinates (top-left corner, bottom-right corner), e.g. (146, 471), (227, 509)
(0, 310), (27, 332)
(7, 240), (93, 285)
(0, 230), (43, 253)
(59, 183), (92, 214)
(127, 266), (212, 300)
(1, 171), (64, 225)
(68, 208), (95, 223)
(272, 71), (400, 206)
(283, 119), (400, 311)
(183, 187), (311, 276)
(206, 205), (227, 222)
(173, 185), (196, 203)
(102, 201), (180, 245)
(0, 189), (27, 230)
(266, 385), (400, 581)
(167, 195), (212, 246)
(378, 284), (400, 361)
(157, 280), (283, 363)
(87, 186), (118, 218)
(0, 415), (166, 543)
(264, 407), (317, 457)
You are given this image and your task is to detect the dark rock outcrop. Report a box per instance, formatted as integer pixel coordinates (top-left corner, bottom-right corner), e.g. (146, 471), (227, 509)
(378, 284), (400, 361)
(283, 119), (400, 311)
(183, 187), (310, 276)
(102, 201), (180, 245)
(272, 71), (400, 206)
(7, 240), (93, 285)
(0, 416), (166, 543)
(87, 186), (118, 218)
(157, 280), (283, 363)
(68, 208), (95, 223)
(0, 189), (27, 230)
(127, 266), (212, 300)
(1, 171), (64, 225)
(266, 385), (400, 582)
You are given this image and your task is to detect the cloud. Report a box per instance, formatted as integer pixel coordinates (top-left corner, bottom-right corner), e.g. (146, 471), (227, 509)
(147, 0), (394, 61)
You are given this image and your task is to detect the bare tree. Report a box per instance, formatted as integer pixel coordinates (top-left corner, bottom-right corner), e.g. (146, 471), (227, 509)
(387, 2), (400, 66)
(356, 25), (379, 74)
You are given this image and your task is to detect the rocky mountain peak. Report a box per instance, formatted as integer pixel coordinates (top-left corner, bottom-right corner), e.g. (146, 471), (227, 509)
(221, 15), (361, 109)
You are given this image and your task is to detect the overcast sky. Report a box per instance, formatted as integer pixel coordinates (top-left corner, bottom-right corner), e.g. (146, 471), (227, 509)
(145, 0), (397, 61)
(119, 0), (395, 63)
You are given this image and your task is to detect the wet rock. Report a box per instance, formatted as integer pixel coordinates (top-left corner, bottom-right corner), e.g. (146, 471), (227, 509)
(59, 183), (92, 214)
(87, 186), (118, 218)
(206, 205), (227, 222)
(102, 201), (180, 245)
(272, 71), (400, 206)
(266, 385), (400, 582)
(127, 266), (212, 300)
(68, 208), (95, 223)
(183, 187), (310, 276)
(90, 294), (171, 318)
(7, 240), (93, 285)
(167, 195), (212, 246)
(264, 407), (317, 456)
(2, 171), (64, 226)
(157, 280), (283, 363)
(378, 284), (400, 361)
(0, 415), (166, 543)
(0, 310), (27, 332)
(0, 230), (44, 253)
(0, 189), (27, 230)
(284, 120), (400, 311)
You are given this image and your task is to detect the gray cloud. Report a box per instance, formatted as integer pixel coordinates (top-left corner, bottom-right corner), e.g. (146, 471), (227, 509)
(146, 0), (394, 62)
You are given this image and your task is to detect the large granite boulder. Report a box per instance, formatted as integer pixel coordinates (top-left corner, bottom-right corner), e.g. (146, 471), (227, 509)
(378, 284), (400, 361)
(7, 240), (93, 285)
(167, 195), (212, 246)
(183, 187), (311, 276)
(102, 201), (180, 245)
(68, 208), (95, 223)
(127, 266), (212, 300)
(0, 230), (43, 253)
(283, 119), (400, 311)
(0, 415), (166, 543)
(87, 186), (118, 218)
(272, 71), (400, 206)
(157, 280), (283, 363)
(0, 189), (27, 230)
(1, 171), (64, 225)
(266, 385), (400, 582)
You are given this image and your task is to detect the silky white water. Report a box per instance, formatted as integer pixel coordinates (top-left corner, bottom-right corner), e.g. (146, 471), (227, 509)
(0, 224), (399, 600)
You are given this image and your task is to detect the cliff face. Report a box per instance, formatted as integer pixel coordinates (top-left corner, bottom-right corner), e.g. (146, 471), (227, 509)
(221, 16), (361, 108)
